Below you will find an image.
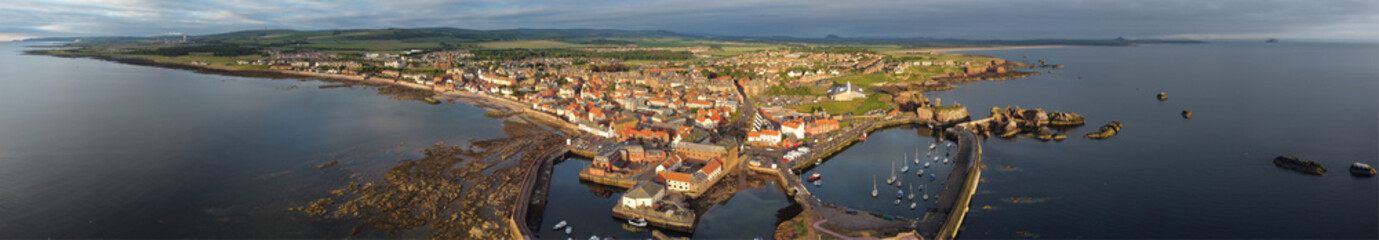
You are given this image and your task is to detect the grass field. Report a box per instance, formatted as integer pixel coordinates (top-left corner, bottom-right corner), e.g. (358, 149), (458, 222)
(791, 93), (893, 115)
(479, 40), (596, 49)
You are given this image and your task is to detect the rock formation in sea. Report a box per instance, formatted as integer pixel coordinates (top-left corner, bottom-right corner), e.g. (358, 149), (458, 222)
(1083, 121), (1122, 139)
(1273, 156), (1326, 175)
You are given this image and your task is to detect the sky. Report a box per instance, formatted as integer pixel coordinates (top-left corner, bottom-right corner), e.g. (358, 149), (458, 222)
(1, 0), (1375, 42)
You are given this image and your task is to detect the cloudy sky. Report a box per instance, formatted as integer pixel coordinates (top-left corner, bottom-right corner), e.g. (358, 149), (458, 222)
(1, 0), (1375, 41)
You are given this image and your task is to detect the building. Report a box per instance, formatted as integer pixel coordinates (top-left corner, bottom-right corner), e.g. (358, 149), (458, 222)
(620, 181), (666, 208)
(828, 81), (866, 101)
(781, 119), (806, 139)
(673, 142), (726, 161)
(747, 130), (782, 145)
(659, 171), (693, 192)
(808, 118), (840, 135)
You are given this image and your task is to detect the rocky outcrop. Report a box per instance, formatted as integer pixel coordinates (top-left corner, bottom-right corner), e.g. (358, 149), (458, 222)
(1351, 162), (1376, 177)
(1273, 156), (1326, 175)
(1181, 110), (1192, 119)
(969, 106), (1085, 139)
(1156, 92), (1168, 101)
(1083, 121), (1122, 139)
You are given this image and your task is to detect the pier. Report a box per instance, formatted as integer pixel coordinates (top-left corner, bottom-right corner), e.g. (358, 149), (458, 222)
(510, 144), (572, 239)
(915, 128), (983, 239)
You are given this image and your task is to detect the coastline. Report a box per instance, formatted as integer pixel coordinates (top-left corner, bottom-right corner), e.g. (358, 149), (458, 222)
(26, 50), (578, 134)
(895, 45), (1073, 54)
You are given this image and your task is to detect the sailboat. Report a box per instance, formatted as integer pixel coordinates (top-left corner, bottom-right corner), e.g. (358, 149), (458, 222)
(922, 187), (930, 201)
(871, 175), (878, 198)
(886, 161), (896, 185)
(910, 201), (917, 209)
(553, 220), (568, 230)
(917, 169), (924, 176)
(908, 185), (915, 200)
(901, 153), (910, 173)
(929, 143), (937, 150)
(943, 157), (949, 164)
(924, 162), (930, 168)
(814, 179), (821, 187)
(914, 148), (921, 164)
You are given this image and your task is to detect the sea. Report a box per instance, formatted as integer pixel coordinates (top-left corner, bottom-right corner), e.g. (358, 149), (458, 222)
(0, 41), (1373, 238)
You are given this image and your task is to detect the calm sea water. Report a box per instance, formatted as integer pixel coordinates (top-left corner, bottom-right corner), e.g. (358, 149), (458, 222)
(0, 42), (508, 238)
(929, 42), (1378, 238)
(1, 41), (1374, 238)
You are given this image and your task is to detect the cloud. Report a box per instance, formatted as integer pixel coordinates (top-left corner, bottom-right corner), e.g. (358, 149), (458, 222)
(0, 0), (1374, 41)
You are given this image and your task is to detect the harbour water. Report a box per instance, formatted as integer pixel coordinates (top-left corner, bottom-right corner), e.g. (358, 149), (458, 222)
(800, 126), (952, 220)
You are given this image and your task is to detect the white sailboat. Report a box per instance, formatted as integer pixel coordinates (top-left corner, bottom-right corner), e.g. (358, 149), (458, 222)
(565, 226), (573, 235)
(910, 201), (917, 209)
(922, 187), (929, 201)
(901, 153), (910, 173)
(553, 220), (568, 230)
(914, 148), (921, 164)
(908, 185), (915, 200)
(943, 157), (950, 164)
(886, 161), (896, 185)
(871, 175), (878, 198)
(924, 162), (930, 168)
(929, 143), (937, 150)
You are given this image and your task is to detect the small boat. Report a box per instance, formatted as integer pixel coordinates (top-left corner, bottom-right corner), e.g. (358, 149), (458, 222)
(924, 162), (930, 168)
(814, 179), (822, 186)
(872, 176), (878, 198)
(895, 180), (902, 187)
(1352, 162), (1377, 176)
(908, 186), (915, 200)
(565, 226), (573, 235)
(861, 132), (868, 141)
(894, 199), (901, 205)
(588, 235), (599, 240)
(914, 148), (921, 164)
(807, 173), (822, 182)
(923, 193), (929, 201)
(929, 174), (936, 181)
(628, 217), (648, 227)
(929, 143), (937, 150)
(901, 153), (910, 173)
(897, 189), (904, 198)
(887, 161), (896, 185)
(933, 156), (939, 162)
(944, 157), (950, 164)
(917, 169), (924, 176)
(553, 220), (568, 230)
(910, 202), (917, 209)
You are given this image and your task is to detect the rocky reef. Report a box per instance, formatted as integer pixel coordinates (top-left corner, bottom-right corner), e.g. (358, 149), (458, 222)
(1181, 110), (1192, 119)
(1157, 92), (1168, 101)
(965, 106), (1084, 141)
(1273, 156), (1326, 175)
(1083, 121), (1122, 139)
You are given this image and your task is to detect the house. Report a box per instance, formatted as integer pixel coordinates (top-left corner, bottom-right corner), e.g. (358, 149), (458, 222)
(673, 142), (726, 161)
(828, 81), (866, 101)
(781, 119), (806, 139)
(747, 130), (782, 145)
(658, 171), (693, 192)
(808, 118), (840, 135)
(620, 181), (666, 208)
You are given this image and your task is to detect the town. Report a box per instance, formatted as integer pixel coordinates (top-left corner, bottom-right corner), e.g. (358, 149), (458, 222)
(41, 35), (1041, 239)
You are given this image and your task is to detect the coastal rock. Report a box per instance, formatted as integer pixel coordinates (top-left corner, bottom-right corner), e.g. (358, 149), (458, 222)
(1083, 121), (1122, 139)
(1181, 110), (1192, 119)
(1048, 112), (1086, 126)
(1273, 156), (1326, 175)
(1156, 92), (1168, 101)
(1351, 162), (1377, 177)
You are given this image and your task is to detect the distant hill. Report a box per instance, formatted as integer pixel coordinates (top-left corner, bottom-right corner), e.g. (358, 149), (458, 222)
(27, 27), (1203, 46)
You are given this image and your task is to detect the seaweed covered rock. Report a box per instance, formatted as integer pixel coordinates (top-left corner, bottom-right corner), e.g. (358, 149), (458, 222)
(1181, 110), (1193, 119)
(1084, 121), (1122, 139)
(1048, 112), (1086, 126)
(1273, 156), (1326, 175)
(1157, 92), (1168, 101)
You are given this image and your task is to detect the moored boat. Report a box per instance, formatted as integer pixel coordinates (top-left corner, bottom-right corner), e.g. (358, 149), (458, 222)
(1352, 162), (1377, 176)
(807, 172), (822, 182)
(628, 217), (647, 227)
(553, 220), (568, 230)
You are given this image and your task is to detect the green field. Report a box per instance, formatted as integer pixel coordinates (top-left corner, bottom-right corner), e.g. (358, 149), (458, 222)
(479, 40), (597, 49)
(791, 93), (893, 115)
